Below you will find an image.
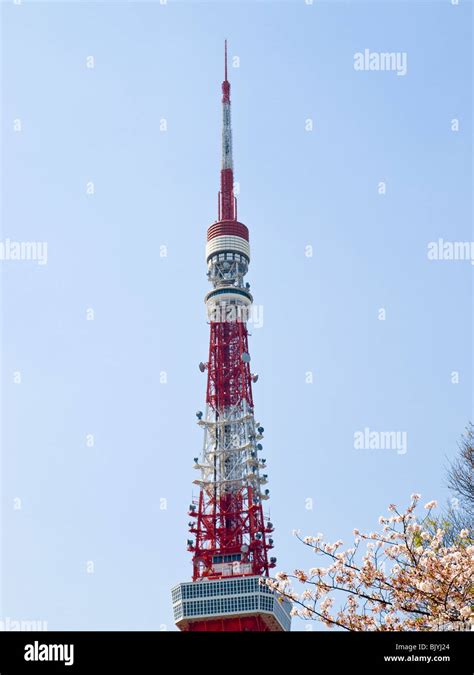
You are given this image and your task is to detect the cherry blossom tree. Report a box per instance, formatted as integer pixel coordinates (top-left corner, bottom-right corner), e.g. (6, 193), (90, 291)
(267, 494), (474, 631)
(444, 423), (474, 537)
(447, 423), (474, 516)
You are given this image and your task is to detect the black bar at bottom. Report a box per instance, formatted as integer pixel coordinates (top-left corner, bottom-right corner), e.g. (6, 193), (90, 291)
(0, 630), (470, 673)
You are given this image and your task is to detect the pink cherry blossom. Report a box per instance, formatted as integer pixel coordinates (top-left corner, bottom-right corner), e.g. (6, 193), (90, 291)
(266, 496), (474, 632)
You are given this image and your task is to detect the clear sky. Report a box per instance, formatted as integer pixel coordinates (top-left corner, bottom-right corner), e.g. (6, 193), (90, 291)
(1, 0), (472, 631)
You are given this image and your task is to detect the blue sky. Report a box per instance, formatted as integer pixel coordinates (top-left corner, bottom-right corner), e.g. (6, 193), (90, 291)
(1, 0), (472, 631)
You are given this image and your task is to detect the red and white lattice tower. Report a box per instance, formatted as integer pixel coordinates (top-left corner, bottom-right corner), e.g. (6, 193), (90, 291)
(171, 43), (291, 632)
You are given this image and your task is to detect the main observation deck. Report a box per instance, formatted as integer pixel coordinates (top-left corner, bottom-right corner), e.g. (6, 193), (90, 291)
(171, 576), (291, 632)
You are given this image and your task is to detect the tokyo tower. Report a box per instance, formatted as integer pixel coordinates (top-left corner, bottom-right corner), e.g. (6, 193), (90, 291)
(171, 42), (291, 632)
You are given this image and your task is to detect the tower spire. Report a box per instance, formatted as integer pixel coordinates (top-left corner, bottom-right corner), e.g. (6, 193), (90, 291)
(224, 38), (228, 83)
(220, 40), (235, 220)
(222, 39), (230, 103)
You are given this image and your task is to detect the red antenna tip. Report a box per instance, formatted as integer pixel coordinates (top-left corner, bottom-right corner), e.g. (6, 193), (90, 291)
(222, 40), (231, 103)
